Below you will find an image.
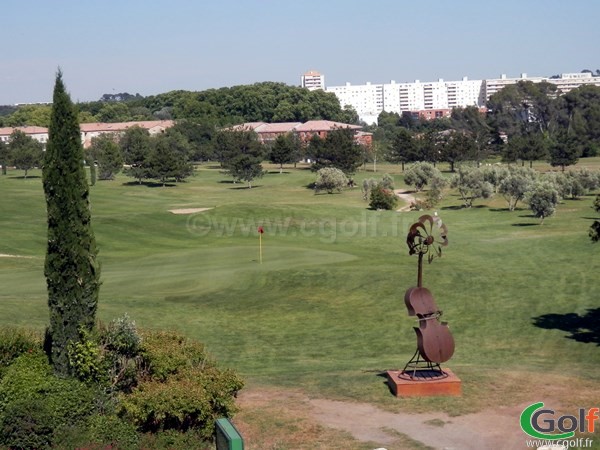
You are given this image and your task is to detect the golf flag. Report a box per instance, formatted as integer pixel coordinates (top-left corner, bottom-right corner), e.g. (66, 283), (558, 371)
(258, 227), (264, 263)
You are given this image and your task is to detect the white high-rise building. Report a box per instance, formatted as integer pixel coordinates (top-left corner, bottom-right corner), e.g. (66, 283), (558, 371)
(326, 77), (485, 124)
(301, 70), (325, 91)
(312, 70), (600, 124)
(325, 81), (383, 125)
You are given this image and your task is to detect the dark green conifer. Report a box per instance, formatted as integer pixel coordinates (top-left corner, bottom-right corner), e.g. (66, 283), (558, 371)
(43, 70), (100, 375)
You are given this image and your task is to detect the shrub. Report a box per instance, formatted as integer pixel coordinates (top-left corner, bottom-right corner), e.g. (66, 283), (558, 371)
(526, 182), (559, 224)
(120, 330), (243, 439)
(53, 415), (139, 450)
(0, 327), (42, 378)
(1, 397), (54, 449)
(0, 352), (105, 449)
(403, 162), (439, 191)
(100, 314), (144, 393)
(369, 185), (398, 210)
(314, 167), (348, 194)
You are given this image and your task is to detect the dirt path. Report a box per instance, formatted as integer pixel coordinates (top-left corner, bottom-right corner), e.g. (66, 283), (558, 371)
(395, 190), (417, 212)
(237, 388), (527, 449)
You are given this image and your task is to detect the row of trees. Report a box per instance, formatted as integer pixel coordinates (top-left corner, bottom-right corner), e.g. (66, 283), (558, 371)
(0, 82), (359, 128)
(403, 161), (600, 222)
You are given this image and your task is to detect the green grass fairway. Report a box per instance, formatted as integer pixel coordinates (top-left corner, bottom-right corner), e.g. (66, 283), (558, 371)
(1, 162), (599, 423)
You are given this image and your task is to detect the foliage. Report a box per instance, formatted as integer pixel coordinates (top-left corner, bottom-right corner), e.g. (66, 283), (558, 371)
(7, 130), (44, 178)
(314, 167), (348, 194)
(423, 173), (449, 208)
(88, 133), (124, 180)
(439, 130), (478, 171)
(215, 128), (265, 188)
(369, 185), (398, 210)
(450, 165), (494, 207)
(0, 140), (8, 175)
(42, 71), (101, 375)
(146, 132), (194, 185)
(403, 162), (440, 192)
(171, 120), (216, 162)
(498, 167), (537, 210)
(53, 414), (140, 450)
(119, 330), (243, 439)
(309, 127), (363, 175)
(120, 126), (152, 184)
(525, 181), (560, 223)
(502, 131), (548, 167)
(0, 327), (42, 378)
(386, 128), (419, 168)
(0, 352), (105, 449)
(548, 132), (581, 171)
(67, 328), (105, 384)
(269, 132), (302, 173)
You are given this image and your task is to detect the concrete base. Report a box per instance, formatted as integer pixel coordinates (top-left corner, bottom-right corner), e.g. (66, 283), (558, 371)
(386, 368), (461, 397)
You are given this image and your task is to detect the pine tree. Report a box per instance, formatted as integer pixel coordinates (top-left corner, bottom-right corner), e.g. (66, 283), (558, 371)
(42, 70), (100, 375)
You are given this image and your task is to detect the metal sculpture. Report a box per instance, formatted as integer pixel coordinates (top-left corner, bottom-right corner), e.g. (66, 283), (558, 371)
(401, 214), (454, 379)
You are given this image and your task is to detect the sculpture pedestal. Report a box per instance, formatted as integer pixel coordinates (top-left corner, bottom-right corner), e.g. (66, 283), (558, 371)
(386, 368), (461, 397)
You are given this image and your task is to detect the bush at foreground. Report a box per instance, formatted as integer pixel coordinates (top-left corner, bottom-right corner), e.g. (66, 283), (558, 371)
(0, 325), (243, 449)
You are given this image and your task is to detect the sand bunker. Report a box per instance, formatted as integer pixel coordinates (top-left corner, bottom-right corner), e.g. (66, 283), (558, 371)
(168, 207), (214, 215)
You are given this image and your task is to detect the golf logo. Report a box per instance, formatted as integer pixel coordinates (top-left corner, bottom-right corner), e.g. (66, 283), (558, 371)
(520, 402), (598, 442)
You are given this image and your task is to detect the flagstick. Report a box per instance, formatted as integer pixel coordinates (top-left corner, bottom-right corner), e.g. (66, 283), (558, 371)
(259, 233), (262, 264)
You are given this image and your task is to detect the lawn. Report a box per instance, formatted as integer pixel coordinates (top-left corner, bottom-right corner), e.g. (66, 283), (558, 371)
(1, 160), (599, 447)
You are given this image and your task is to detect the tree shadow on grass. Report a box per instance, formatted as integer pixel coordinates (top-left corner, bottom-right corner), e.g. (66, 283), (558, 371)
(229, 185), (262, 190)
(9, 175), (41, 179)
(511, 223), (539, 227)
(532, 308), (600, 345)
(121, 181), (176, 188)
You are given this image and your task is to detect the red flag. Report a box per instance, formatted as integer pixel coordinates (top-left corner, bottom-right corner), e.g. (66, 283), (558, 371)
(258, 226), (264, 234)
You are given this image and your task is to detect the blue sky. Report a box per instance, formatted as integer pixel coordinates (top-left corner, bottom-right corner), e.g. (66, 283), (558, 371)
(2, 0), (599, 104)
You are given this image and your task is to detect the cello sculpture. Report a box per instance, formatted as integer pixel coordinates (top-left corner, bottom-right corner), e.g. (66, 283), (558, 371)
(401, 214), (454, 379)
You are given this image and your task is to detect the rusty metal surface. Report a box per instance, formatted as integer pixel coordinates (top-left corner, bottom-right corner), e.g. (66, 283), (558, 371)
(403, 214), (455, 375)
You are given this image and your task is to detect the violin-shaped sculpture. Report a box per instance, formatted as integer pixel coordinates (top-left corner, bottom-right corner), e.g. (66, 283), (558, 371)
(403, 214), (454, 373)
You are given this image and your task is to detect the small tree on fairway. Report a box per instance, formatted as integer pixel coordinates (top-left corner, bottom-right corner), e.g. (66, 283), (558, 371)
(498, 167), (537, 211)
(43, 70), (100, 376)
(8, 129), (44, 178)
(314, 167), (348, 194)
(269, 133), (301, 173)
(369, 185), (398, 210)
(526, 182), (559, 224)
(403, 162), (440, 192)
(216, 129), (265, 188)
(120, 126), (151, 184)
(88, 134), (123, 180)
(450, 166), (493, 208)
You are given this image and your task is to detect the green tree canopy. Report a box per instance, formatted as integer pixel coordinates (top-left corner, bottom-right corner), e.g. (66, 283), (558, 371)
(87, 134), (124, 180)
(310, 127), (363, 175)
(8, 130), (44, 178)
(269, 133), (302, 173)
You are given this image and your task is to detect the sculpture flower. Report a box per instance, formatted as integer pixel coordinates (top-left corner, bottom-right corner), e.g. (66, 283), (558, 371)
(406, 214), (448, 263)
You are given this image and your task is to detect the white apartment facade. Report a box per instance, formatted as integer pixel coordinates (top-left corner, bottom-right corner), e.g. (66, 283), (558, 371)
(319, 71), (600, 124)
(301, 71), (325, 91)
(325, 77), (484, 124)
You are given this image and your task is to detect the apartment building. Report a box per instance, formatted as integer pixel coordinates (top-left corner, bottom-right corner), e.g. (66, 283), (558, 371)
(318, 70), (600, 124)
(0, 126), (49, 144)
(325, 77), (484, 124)
(301, 71), (325, 91)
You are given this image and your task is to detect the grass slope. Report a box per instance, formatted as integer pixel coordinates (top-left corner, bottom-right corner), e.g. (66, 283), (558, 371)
(1, 161), (599, 426)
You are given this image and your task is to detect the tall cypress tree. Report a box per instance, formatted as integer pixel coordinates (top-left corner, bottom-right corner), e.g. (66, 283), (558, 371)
(43, 70), (100, 375)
